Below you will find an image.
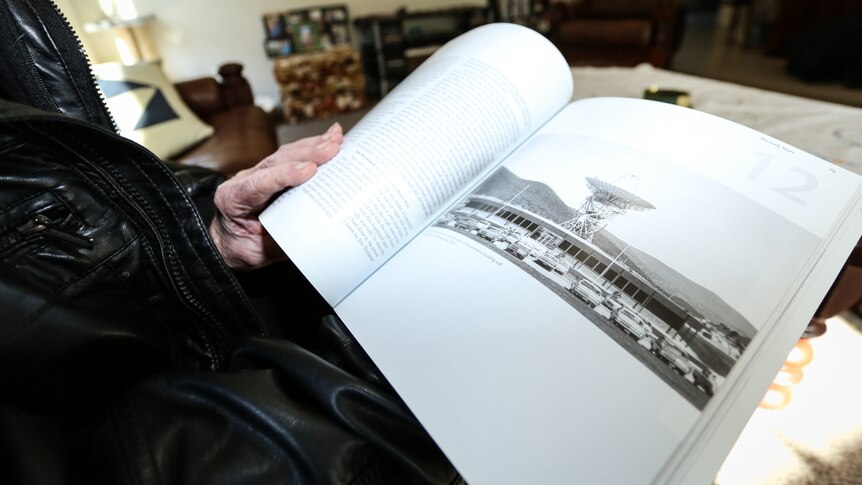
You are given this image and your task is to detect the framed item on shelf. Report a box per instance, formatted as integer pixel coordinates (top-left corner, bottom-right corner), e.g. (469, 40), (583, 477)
(264, 38), (293, 58)
(322, 6), (351, 45)
(263, 12), (293, 58)
(262, 13), (287, 39)
(264, 4), (351, 57)
(290, 20), (322, 53)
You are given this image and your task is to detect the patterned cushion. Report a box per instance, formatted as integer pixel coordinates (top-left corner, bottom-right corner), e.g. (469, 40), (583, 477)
(93, 62), (214, 159)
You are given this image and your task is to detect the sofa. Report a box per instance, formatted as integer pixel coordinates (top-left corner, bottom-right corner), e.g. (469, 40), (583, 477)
(547, 0), (686, 68)
(172, 63), (279, 176)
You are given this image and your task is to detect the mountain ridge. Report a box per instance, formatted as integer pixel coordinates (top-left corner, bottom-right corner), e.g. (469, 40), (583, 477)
(474, 167), (756, 339)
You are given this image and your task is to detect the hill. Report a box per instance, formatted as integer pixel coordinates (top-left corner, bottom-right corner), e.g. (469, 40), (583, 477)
(475, 168), (756, 339)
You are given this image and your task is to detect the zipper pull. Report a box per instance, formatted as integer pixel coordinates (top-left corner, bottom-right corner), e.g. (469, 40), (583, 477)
(17, 214), (94, 249)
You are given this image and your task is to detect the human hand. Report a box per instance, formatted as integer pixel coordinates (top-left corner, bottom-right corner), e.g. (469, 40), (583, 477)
(210, 122), (343, 270)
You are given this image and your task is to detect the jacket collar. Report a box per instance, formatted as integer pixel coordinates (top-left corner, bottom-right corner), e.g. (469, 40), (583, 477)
(0, 0), (116, 132)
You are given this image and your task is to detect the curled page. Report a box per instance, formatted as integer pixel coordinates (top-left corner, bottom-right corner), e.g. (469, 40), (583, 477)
(260, 23), (573, 305)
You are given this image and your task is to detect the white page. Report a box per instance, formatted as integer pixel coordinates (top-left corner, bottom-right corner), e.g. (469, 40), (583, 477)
(260, 23), (572, 306)
(662, 202), (862, 484)
(338, 228), (699, 484)
(335, 98), (862, 484)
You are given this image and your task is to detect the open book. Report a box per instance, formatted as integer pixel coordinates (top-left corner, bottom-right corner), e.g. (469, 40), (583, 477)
(260, 24), (862, 485)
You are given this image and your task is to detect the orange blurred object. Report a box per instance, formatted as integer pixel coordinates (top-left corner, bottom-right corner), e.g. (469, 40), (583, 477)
(759, 339), (815, 410)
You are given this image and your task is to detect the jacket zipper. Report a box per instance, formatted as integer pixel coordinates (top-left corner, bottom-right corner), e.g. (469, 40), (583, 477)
(37, 1), (240, 366)
(30, 124), (230, 366)
(88, 153), (229, 365)
(0, 213), (93, 253)
(45, 0), (120, 134)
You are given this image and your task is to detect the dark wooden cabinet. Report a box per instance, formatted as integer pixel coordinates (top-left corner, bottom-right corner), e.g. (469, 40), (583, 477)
(354, 6), (489, 98)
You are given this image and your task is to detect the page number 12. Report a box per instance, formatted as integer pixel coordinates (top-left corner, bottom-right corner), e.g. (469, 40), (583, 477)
(747, 153), (817, 207)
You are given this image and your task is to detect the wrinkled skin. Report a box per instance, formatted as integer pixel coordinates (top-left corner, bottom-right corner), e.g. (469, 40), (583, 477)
(210, 123), (344, 270)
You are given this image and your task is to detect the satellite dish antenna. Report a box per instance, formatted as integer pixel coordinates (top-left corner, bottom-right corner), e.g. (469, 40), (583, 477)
(562, 175), (655, 242)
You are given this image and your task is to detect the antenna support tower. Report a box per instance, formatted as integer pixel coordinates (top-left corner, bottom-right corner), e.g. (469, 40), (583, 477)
(562, 176), (655, 241)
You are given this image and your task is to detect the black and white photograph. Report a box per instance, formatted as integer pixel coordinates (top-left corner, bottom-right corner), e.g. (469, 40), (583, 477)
(433, 133), (821, 409)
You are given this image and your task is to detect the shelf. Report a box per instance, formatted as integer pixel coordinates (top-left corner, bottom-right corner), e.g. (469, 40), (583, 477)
(353, 6), (489, 98)
(83, 14), (154, 33)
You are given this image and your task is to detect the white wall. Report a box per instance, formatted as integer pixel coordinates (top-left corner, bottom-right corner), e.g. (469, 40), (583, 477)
(128, 0), (486, 105)
(53, 0), (98, 61)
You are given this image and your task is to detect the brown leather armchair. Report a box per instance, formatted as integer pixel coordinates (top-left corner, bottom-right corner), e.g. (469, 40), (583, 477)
(172, 63), (279, 176)
(806, 239), (862, 337)
(547, 0), (686, 68)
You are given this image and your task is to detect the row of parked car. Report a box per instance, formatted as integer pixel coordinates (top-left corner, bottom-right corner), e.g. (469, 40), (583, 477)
(568, 280), (717, 396)
(444, 215), (719, 396)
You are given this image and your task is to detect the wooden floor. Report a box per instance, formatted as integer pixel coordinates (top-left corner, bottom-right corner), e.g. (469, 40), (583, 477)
(672, 10), (862, 108)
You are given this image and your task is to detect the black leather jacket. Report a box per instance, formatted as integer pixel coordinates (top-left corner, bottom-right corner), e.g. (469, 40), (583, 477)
(0, 1), (457, 483)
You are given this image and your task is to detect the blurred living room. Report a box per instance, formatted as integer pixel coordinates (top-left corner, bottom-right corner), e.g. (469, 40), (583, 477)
(57, 0), (862, 484)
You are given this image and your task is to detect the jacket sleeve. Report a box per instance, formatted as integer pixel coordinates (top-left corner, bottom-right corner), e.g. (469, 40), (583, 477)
(162, 160), (226, 226)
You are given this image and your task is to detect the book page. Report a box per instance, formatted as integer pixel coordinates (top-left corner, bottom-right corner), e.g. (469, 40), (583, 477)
(260, 23), (572, 305)
(661, 204), (862, 485)
(335, 98), (862, 484)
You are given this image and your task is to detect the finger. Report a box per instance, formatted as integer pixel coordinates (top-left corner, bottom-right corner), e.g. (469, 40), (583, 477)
(284, 122), (343, 155)
(217, 123), (343, 213)
(228, 122), (342, 185)
(256, 123), (344, 169)
(280, 122), (343, 164)
(217, 160), (318, 214)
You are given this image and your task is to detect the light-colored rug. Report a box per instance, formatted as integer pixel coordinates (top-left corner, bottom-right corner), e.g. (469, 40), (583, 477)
(717, 311), (862, 484)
